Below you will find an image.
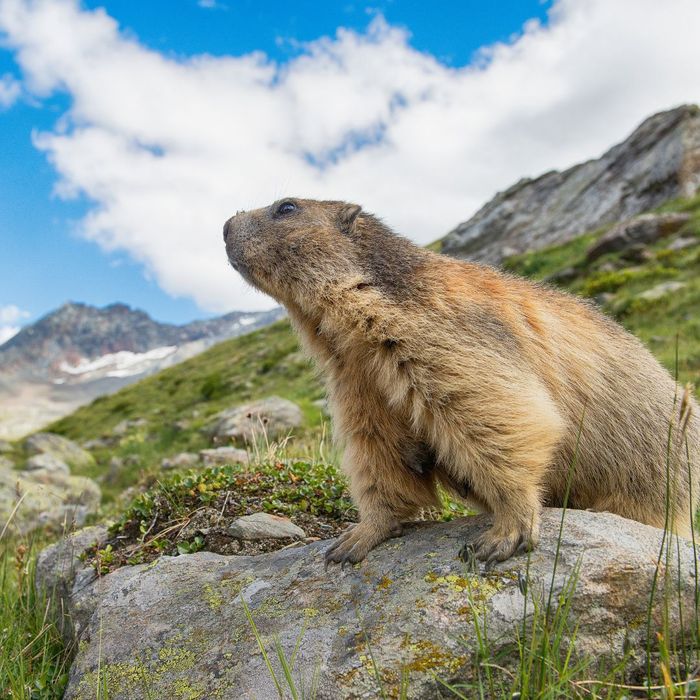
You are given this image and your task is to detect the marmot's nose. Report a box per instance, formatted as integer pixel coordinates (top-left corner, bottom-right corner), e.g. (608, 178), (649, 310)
(223, 220), (231, 242)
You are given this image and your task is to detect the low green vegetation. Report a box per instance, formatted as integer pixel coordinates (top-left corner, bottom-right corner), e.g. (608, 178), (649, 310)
(90, 459), (357, 573)
(0, 534), (70, 699)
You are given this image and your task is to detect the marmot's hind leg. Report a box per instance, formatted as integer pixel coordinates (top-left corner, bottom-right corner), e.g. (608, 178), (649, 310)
(444, 382), (564, 566)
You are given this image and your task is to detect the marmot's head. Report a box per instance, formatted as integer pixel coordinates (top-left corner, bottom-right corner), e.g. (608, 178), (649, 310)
(224, 198), (424, 308)
(223, 198), (366, 305)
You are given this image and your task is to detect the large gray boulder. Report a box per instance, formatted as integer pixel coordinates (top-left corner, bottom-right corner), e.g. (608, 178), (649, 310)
(208, 396), (304, 444)
(36, 509), (699, 699)
(24, 432), (96, 471)
(441, 105), (700, 264)
(0, 463), (101, 535)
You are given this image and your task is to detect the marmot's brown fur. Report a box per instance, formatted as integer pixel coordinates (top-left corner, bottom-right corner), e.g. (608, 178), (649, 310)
(223, 198), (699, 566)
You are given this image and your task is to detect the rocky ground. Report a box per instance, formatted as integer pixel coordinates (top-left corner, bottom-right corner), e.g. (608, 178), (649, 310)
(37, 509), (700, 699)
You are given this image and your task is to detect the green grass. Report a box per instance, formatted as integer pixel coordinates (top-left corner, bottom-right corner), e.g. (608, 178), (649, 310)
(0, 534), (71, 699)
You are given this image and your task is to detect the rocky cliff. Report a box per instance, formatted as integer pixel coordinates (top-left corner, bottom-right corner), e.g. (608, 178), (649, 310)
(440, 104), (700, 264)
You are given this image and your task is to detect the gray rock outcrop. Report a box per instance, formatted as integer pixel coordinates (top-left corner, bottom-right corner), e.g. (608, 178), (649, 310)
(25, 452), (71, 474)
(585, 212), (691, 262)
(36, 509), (699, 699)
(24, 432), (96, 471)
(208, 396), (304, 444)
(441, 105), (700, 264)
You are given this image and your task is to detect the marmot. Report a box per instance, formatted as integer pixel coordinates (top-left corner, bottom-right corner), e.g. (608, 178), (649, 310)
(223, 198), (699, 566)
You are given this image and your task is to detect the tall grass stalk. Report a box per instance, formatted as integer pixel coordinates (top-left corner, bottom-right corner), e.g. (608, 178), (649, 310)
(0, 528), (71, 699)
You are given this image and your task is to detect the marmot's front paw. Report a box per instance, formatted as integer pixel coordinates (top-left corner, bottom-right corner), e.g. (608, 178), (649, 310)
(324, 520), (401, 569)
(459, 525), (536, 567)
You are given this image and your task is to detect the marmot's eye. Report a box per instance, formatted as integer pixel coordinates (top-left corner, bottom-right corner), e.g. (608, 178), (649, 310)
(276, 201), (297, 216)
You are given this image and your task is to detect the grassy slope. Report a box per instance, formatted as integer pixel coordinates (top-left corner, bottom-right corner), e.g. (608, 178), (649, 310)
(46, 320), (324, 499)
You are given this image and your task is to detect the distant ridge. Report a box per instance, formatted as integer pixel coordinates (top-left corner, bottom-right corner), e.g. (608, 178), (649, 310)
(0, 301), (284, 378)
(0, 301), (284, 438)
(440, 104), (700, 263)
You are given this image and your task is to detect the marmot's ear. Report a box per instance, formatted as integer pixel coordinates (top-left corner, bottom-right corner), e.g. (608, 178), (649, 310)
(338, 203), (362, 235)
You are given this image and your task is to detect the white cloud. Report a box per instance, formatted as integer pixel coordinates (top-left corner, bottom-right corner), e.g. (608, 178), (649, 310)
(0, 72), (20, 107)
(0, 0), (699, 312)
(0, 304), (29, 345)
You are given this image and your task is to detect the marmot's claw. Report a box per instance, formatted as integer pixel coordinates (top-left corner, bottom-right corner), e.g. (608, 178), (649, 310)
(461, 527), (534, 566)
(324, 521), (397, 569)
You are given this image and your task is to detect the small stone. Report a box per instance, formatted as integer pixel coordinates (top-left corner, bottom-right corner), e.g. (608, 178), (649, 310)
(83, 437), (113, 450)
(636, 281), (686, 301)
(161, 452), (199, 470)
(111, 418), (148, 437)
(665, 236), (698, 252)
(228, 513), (306, 540)
(199, 447), (249, 467)
(25, 453), (71, 474)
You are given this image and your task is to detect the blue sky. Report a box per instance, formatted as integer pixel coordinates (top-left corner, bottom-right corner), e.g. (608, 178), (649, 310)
(0, 0), (552, 330)
(0, 0), (698, 339)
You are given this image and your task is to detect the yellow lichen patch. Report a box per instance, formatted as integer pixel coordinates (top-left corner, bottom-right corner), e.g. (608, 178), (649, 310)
(157, 646), (196, 673)
(303, 607), (319, 618)
(402, 639), (468, 675)
(377, 575), (393, 590)
(203, 583), (225, 610)
(173, 678), (206, 699)
(73, 635), (208, 700)
(254, 595), (286, 619)
(423, 570), (503, 602)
